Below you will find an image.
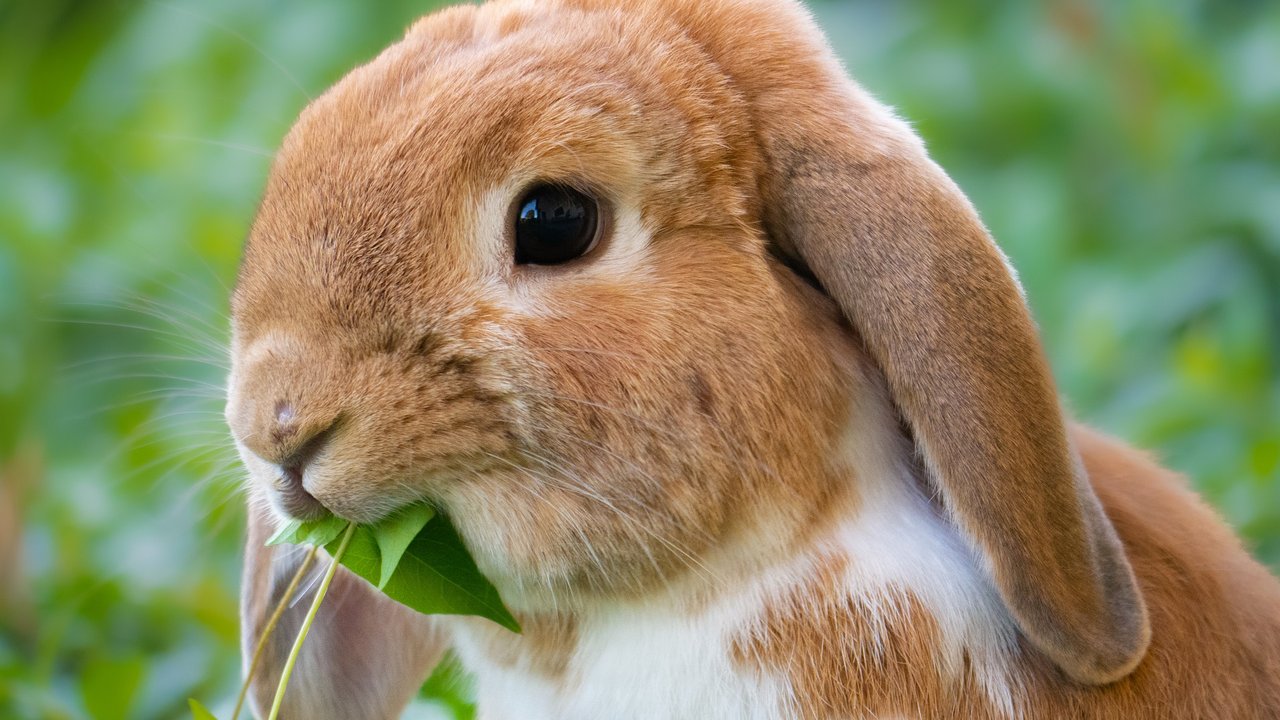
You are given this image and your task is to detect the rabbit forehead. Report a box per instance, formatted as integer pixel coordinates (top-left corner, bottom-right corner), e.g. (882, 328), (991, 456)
(234, 0), (756, 342)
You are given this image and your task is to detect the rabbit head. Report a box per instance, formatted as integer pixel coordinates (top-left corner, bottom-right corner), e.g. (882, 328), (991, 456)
(228, 0), (1149, 687)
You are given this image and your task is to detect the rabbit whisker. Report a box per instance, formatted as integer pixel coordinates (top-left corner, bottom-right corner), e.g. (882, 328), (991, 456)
(493, 445), (722, 591)
(481, 450), (636, 596)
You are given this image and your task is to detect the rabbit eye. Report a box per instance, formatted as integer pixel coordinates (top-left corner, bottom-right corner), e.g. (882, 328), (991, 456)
(513, 184), (599, 265)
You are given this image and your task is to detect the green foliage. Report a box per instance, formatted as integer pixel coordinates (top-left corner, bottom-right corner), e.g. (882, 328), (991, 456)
(0, 0), (1276, 718)
(807, 0), (1280, 561)
(187, 700), (217, 720)
(79, 656), (144, 720)
(268, 507), (520, 631)
(418, 653), (477, 720)
(368, 506), (437, 589)
(266, 515), (352, 552)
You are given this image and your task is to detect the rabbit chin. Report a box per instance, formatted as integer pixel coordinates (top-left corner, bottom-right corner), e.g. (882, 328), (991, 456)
(434, 482), (712, 613)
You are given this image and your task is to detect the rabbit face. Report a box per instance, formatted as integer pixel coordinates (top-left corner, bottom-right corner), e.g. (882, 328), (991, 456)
(226, 5), (860, 607)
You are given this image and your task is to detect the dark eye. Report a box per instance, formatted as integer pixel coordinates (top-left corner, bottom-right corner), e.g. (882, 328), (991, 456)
(514, 184), (599, 265)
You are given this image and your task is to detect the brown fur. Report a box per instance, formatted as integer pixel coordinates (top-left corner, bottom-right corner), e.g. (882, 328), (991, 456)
(733, 427), (1280, 718)
(734, 555), (1005, 720)
(229, 1), (1280, 717)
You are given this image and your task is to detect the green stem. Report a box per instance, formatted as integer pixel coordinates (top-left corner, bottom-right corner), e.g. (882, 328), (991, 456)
(267, 522), (356, 720)
(232, 544), (318, 720)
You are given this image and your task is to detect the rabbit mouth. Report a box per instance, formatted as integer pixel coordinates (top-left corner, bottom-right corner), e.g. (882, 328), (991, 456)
(237, 424), (525, 527)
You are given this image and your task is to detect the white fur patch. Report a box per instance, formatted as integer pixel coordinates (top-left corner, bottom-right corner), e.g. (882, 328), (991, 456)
(451, 594), (794, 720)
(828, 391), (1022, 717)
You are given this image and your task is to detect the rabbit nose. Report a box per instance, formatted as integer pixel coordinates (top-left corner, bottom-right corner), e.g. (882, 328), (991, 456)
(261, 397), (334, 450)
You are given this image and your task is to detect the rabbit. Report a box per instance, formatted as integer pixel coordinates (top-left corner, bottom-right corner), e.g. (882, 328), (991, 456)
(226, 0), (1280, 718)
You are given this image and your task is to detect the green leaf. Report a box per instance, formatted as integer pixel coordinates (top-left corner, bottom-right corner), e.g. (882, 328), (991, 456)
(266, 514), (347, 547)
(188, 698), (219, 720)
(419, 651), (476, 719)
(323, 525), (380, 586)
(265, 508), (519, 633)
(370, 504), (436, 588)
(377, 515), (520, 633)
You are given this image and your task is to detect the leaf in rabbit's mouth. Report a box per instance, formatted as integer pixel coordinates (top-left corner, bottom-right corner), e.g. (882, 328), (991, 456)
(267, 504), (521, 632)
(267, 512), (347, 547)
(191, 505), (521, 720)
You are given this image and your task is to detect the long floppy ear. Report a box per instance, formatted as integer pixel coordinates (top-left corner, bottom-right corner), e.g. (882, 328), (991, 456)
(241, 500), (445, 718)
(662, 0), (1150, 684)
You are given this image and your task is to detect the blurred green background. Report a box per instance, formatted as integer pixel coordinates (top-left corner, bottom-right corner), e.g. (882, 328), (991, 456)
(1, 0), (1277, 717)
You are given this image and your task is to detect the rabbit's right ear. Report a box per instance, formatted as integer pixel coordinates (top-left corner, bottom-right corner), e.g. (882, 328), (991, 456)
(241, 501), (445, 719)
(660, 0), (1150, 685)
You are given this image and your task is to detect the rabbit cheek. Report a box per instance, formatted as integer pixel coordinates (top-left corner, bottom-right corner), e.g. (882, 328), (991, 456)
(459, 273), (855, 602)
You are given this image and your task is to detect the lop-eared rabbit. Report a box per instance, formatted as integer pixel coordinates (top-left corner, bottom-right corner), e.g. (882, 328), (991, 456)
(227, 0), (1280, 717)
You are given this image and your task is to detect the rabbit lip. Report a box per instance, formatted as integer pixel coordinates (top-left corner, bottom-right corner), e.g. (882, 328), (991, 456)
(272, 480), (329, 521)
(263, 432), (334, 520)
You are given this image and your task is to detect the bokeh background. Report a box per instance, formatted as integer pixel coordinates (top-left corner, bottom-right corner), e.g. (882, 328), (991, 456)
(2, 0), (1277, 717)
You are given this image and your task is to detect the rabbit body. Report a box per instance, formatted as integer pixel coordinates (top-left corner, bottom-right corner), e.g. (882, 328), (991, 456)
(444, 415), (1280, 720)
(229, 0), (1280, 717)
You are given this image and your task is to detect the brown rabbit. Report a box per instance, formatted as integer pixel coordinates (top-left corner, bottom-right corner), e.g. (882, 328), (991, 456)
(226, 0), (1280, 717)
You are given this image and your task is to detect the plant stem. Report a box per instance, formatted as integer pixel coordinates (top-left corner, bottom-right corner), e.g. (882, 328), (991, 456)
(267, 523), (356, 720)
(232, 544), (318, 720)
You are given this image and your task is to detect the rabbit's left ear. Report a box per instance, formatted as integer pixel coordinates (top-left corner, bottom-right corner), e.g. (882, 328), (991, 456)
(765, 137), (1151, 685)
(664, 0), (1150, 684)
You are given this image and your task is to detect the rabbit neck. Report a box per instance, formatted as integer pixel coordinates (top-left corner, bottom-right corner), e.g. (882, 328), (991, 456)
(448, 387), (1022, 719)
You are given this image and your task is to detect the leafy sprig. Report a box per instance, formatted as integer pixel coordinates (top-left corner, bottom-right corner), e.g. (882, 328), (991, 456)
(190, 506), (517, 719)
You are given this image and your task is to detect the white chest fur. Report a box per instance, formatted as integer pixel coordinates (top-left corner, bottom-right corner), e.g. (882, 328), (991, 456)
(452, 597), (794, 720)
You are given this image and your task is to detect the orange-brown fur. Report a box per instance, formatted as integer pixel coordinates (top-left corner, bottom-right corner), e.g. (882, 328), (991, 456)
(734, 555), (1004, 720)
(732, 426), (1280, 719)
(230, 1), (1280, 717)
